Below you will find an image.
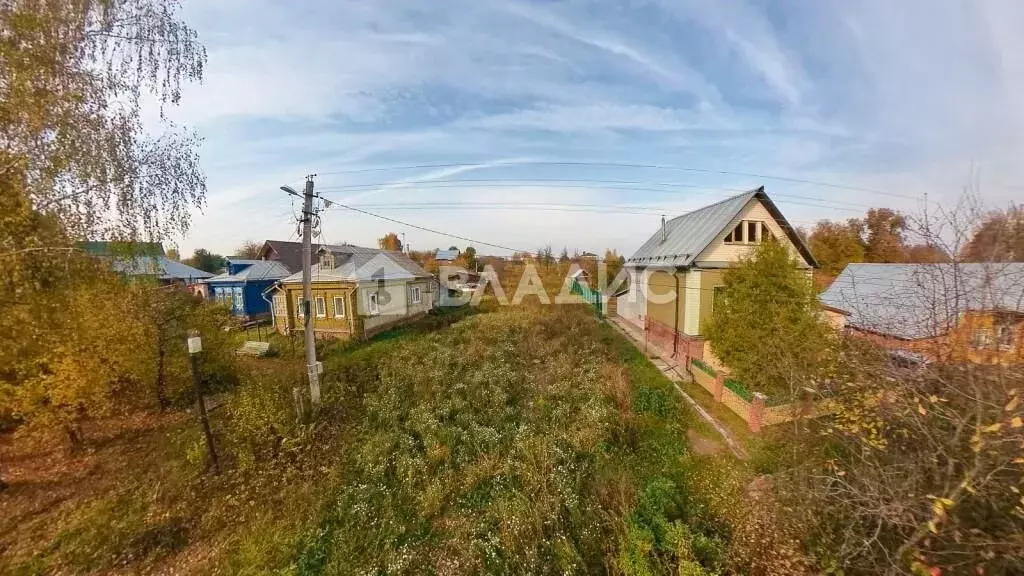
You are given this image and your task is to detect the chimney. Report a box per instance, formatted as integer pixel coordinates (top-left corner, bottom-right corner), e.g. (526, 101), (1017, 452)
(661, 215), (667, 243)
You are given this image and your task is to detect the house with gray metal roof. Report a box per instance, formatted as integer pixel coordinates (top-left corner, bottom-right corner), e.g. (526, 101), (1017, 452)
(269, 245), (435, 339)
(616, 187), (816, 365)
(79, 241), (213, 285)
(819, 262), (1024, 364)
(204, 258), (291, 319)
(435, 248), (460, 262)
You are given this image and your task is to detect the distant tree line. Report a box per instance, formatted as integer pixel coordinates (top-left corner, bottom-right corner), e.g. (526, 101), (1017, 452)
(806, 204), (1024, 278)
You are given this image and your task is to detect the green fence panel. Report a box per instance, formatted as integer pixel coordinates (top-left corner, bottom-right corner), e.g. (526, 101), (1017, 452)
(571, 279), (603, 318)
(724, 378), (754, 402)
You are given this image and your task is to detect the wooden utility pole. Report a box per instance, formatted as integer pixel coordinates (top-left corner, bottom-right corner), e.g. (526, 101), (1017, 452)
(300, 175), (321, 408)
(188, 332), (219, 473)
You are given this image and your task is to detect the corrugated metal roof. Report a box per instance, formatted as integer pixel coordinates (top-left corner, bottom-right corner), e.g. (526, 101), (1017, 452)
(819, 263), (1024, 340)
(625, 187), (817, 269)
(110, 255), (213, 281)
(282, 246), (431, 283)
(626, 189), (759, 268)
(435, 249), (460, 261)
(206, 260), (290, 283)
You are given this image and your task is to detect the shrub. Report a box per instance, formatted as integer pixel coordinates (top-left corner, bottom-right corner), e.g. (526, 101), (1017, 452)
(223, 364), (299, 468)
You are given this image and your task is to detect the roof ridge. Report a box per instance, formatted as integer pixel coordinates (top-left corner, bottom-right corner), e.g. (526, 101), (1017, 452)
(665, 187), (761, 224)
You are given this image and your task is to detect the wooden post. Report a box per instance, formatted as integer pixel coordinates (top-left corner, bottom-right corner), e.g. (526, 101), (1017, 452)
(188, 332), (220, 473)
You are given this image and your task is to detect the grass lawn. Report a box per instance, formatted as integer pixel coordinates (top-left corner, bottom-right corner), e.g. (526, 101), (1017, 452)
(677, 379), (755, 447)
(1, 302), (750, 575)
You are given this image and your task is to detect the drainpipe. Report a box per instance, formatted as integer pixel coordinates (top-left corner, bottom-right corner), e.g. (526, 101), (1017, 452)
(261, 285), (277, 332)
(672, 269), (680, 359)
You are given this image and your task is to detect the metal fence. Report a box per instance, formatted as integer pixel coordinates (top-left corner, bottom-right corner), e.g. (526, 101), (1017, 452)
(570, 279), (603, 318)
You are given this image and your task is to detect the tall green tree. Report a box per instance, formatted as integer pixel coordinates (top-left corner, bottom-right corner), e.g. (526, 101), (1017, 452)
(1, 0), (207, 241)
(184, 248), (226, 273)
(703, 241), (835, 398)
(862, 208), (908, 263)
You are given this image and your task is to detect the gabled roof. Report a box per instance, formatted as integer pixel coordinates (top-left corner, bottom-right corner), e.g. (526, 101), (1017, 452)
(435, 249), (460, 261)
(206, 260), (291, 283)
(819, 263), (1024, 340)
(79, 241), (212, 281)
(625, 187), (816, 269)
(259, 240), (304, 273)
(281, 245), (432, 283)
(226, 258), (262, 266)
(112, 256), (214, 281)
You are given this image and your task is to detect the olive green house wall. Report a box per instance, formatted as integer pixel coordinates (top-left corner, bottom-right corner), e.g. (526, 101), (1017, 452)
(645, 270), (686, 333)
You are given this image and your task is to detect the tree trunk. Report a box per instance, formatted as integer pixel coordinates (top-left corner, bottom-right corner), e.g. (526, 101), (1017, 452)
(154, 337), (169, 410)
(0, 455), (7, 492)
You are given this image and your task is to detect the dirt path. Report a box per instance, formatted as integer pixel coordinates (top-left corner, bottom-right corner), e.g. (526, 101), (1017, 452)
(607, 317), (748, 459)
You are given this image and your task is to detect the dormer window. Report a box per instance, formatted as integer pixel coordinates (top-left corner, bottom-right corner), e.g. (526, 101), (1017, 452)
(319, 252), (335, 268)
(724, 220), (771, 244)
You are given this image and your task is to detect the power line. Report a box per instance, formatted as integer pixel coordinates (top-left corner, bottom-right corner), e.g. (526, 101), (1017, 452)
(316, 178), (874, 210)
(331, 202), (823, 227)
(317, 180), (864, 212)
(312, 161), (920, 201)
(327, 200), (531, 253)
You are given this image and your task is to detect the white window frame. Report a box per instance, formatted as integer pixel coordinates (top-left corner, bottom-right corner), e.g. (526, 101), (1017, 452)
(273, 295), (287, 315)
(368, 292), (380, 315)
(411, 285), (421, 304)
(315, 296), (327, 318)
(333, 296), (346, 318)
(296, 296), (305, 319)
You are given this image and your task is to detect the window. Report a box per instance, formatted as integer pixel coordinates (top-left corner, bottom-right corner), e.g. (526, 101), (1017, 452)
(333, 296), (346, 318)
(273, 295), (287, 315)
(315, 296), (326, 318)
(996, 315), (1016, 350)
(971, 328), (992, 350)
(411, 285), (421, 304)
(723, 220), (769, 244)
(296, 296), (305, 318)
(724, 222), (743, 243)
(368, 292), (379, 315)
(233, 287), (244, 312)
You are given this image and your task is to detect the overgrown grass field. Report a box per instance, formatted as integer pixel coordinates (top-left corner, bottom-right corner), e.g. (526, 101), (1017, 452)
(2, 303), (750, 575)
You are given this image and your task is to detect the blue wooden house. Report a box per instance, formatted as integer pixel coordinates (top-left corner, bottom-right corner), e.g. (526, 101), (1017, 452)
(205, 258), (290, 318)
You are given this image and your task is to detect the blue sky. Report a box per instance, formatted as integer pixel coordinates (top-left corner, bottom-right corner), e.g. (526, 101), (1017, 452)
(160, 0), (1024, 257)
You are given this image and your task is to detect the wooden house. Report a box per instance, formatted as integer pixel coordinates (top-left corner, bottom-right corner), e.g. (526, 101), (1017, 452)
(270, 244), (435, 339)
(616, 187), (817, 366)
(79, 241), (212, 287)
(819, 262), (1024, 364)
(204, 258), (290, 319)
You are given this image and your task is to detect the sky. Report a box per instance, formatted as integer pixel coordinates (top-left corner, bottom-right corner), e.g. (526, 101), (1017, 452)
(158, 0), (1024, 257)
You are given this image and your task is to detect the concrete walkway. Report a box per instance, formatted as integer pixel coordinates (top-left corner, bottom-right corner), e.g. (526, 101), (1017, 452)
(607, 317), (747, 460)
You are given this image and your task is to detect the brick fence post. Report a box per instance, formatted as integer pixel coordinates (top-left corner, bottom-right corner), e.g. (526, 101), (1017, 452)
(749, 392), (767, 434)
(713, 372), (724, 402)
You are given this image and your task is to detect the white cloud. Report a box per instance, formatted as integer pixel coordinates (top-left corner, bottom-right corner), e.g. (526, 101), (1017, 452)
(164, 0), (1024, 256)
(459, 104), (733, 133)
